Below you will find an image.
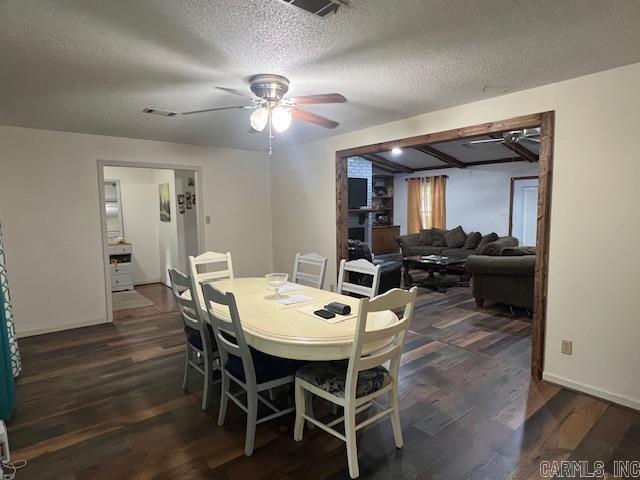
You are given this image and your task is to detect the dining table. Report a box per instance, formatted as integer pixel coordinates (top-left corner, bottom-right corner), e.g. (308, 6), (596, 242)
(184, 277), (398, 361)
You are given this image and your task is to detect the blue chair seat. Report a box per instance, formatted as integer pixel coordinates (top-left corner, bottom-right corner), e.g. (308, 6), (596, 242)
(187, 325), (214, 351)
(226, 348), (305, 384)
(296, 361), (390, 398)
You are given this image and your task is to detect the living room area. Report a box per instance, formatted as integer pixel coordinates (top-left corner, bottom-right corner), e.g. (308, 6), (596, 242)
(341, 114), (547, 376)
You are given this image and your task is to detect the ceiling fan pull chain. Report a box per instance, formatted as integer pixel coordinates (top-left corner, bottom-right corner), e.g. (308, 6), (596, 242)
(268, 111), (273, 155)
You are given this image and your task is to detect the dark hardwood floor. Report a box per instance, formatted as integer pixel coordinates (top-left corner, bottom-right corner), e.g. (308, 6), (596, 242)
(8, 287), (639, 479)
(113, 283), (178, 322)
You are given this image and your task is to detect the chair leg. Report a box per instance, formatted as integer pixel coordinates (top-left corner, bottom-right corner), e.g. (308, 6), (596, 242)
(389, 387), (403, 448)
(245, 389), (258, 456)
(344, 407), (360, 479)
(201, 361), (212, 410)
(305, 390), (315, 429)
(293, 381), (305, 441)
(182, 343), (191, 391)
(217, 372), (229, 426)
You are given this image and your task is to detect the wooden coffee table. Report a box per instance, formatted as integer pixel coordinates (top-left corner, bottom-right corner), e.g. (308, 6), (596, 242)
(402, 255), (469, 292)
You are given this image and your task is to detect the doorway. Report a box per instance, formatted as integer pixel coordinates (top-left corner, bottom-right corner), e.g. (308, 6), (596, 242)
(98, 161), (204, 323)
(335, 111), (554, 379)
(510, 176), (539, 246)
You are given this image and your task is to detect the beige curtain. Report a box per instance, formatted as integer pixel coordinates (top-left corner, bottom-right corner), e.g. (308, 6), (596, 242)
(431, 175), (447, 229)
(406, 176), (446, 233)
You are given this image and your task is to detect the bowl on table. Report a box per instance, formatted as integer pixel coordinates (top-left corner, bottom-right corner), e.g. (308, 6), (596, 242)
(265, 273), (288, 296)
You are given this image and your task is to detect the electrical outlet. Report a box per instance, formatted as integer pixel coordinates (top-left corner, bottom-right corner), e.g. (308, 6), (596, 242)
(561, 340), (572, 355)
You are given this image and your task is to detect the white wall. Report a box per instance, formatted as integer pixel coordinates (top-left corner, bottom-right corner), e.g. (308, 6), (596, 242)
(155, 169), (179, 287)
(175, 170), (198, 273)
(271, 62), (640, 409)
(103, 166), (161, 284)
(394, 162), (540, 237)
(0, 126), (273, 336)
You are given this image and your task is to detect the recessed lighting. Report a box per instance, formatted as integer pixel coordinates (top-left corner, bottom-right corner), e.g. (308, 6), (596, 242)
(391, 147), (402, 155)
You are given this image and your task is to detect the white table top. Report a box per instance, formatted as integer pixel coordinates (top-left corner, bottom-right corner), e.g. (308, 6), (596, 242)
(187, 277), (397, 361)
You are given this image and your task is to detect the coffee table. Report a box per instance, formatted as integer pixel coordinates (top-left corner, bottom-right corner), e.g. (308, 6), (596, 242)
(402, 255), (468, 292)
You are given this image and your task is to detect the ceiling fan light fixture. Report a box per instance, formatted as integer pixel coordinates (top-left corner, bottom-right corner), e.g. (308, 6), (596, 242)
(250, 107), (269, 132)
(271, 105), (292, 133)
(391, 147), (402, 155)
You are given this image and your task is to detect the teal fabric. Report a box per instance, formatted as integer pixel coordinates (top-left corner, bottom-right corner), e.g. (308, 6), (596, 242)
(0, 288), (15, 420)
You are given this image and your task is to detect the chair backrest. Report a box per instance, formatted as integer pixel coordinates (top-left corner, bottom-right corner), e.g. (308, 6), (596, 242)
(345, 287), (418, 399)
(292, 252), (328, 289)
(168, 268), (214, 351)
(337, 258), (382, 298)
(200, 282), (257, 386)
(189, 251), (234, 301)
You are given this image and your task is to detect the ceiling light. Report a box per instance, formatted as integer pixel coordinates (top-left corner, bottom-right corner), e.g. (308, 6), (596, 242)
(391, 147), (402, 155)
(250, 107), (269, 132)
(271, 106), (292, 132)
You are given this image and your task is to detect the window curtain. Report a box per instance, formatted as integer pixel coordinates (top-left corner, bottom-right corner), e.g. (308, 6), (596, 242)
(0, 222), (20, 377)
(407, 176), (447, 233)
(0, 285), (16, 420)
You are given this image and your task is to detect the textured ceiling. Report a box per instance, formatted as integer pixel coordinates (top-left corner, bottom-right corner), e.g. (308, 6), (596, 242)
(1, 0), (639, 151)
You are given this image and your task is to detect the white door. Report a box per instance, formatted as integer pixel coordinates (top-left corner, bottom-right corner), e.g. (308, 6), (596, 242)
(511, 178), (538, 246)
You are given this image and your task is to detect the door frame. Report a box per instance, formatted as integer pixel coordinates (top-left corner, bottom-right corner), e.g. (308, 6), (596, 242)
(509, 175), (540, 237)
(97, 159), (205, 323)
(335, 111), (555, 379)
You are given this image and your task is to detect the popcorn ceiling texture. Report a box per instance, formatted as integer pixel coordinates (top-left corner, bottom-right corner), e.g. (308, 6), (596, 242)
(0, 0), (639, 150)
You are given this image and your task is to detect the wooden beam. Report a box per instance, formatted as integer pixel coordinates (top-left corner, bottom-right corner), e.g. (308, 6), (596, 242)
(337, 113), (544, 158)
(490, 134), (539, 162)
(414, 145), (466, 168)
(361, 153), (414, 173)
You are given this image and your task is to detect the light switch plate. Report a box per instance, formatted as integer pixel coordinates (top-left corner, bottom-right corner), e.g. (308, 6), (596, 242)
(205, 216), (211, 224)
(561, 340), (572, 355)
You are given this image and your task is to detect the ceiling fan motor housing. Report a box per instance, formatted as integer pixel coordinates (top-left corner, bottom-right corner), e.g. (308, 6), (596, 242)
(249, 74), (290, 101)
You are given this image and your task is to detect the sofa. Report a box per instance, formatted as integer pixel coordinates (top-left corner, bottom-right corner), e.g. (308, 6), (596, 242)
(465, 246), (536, 309)
(347, 239), (402, 294)
(396, 226), (519, 260)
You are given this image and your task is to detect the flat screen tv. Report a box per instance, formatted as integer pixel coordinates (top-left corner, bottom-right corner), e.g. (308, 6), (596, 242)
(348, 178), (368, 209)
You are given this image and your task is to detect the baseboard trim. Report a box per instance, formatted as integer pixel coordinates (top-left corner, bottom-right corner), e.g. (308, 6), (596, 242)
(543, 372), (640, 411)
(134, 279), (163, 286)
(17, 317), (109, 338)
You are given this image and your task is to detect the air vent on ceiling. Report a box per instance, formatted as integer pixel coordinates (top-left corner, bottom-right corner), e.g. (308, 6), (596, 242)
(278, 0), (344, 18)
(142, 108), (178, 117)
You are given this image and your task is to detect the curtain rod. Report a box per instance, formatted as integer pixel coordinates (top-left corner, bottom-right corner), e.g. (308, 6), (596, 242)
(405, 175), (448, 181)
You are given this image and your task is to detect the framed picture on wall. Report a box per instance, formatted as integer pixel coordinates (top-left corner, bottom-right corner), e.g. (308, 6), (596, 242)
(159, 183), (171, 222)
(186, 192), (192, 209)
(188, 177), (195, 187)
(192, 193), (196, 205)
(177, 193), (185, 205)
(179, 204), (185, 214)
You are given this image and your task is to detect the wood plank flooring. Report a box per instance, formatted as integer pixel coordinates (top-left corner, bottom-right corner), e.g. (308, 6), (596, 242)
(7, 287), (639, 479)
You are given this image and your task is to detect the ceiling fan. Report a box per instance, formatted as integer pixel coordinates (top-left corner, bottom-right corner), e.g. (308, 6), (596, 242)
(177, 74), (346, 154)
(464, 128), (541, 147)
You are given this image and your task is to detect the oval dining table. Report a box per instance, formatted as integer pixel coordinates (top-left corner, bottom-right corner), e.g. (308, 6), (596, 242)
(185, 277), (398, 361)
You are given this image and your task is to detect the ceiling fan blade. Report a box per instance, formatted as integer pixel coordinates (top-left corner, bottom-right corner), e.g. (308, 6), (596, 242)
(215, 86), (250, 97)
(287, 93), (347, 105)
(181, 105), (254, 115)
(467, 138), (504, 145)
(292, 109), (339, 129)
(520, 137), (540, 144)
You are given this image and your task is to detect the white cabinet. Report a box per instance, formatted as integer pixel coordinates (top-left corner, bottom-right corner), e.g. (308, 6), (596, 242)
(107, 243), (134, 292)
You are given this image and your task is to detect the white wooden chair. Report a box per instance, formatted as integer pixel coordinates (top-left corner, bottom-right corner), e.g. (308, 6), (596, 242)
(188, 251), (234, 302)
(292, 252), (328, 289)
(337, 258), (381, 298)
(293, 287), (418, 478)
(201, 282), (302, 456)
(168, 268), (220, 410)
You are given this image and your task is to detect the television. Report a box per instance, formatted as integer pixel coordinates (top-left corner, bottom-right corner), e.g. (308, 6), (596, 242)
(348, 178), (368, 209)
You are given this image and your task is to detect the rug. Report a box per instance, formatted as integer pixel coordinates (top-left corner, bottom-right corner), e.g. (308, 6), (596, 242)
(112, 290), (154, 311)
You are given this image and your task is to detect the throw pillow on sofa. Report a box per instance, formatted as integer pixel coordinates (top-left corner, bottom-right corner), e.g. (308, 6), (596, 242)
(431, 228), (447, 247)
(477, 232), (499, 251)
(444, 226), (467, 248)
(418, 229), (433, 245)
(464, 231), (482, 249)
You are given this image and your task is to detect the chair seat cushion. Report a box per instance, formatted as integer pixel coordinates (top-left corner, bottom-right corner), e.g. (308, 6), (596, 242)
(187, 324), (214, 351)
(226, 348), (304, 384)
(296, 361), (391, 398)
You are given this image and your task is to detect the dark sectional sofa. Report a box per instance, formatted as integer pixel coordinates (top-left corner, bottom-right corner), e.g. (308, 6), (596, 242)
(396, 226), (519, 260)
(398, 226), (536, 309)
